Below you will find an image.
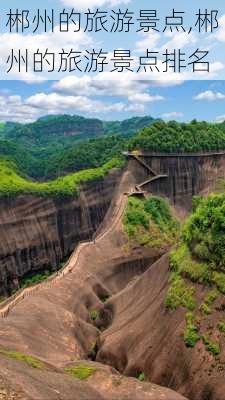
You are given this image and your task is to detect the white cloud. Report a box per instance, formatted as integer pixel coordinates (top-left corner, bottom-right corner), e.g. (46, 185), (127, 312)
(134, 30), (197, 56)
(0, 74), (168, 123)
(0, 95), (41, 123)
(161, 111), (184, 120)
(105, 102), (125, 112)
(128, 92), (164, 103)
(125, 103), (145, 113)
(0, 91), (120, 123)
(53, 75), (151, 97)
(160, 32), (197, 52)
(26, 92), (110, 114)
(193, 90), (225, 101)
(134, 31), (161, 53)
(25, 91), (151, 116)
(53, 75), (167, 102)
(0, 25), (93, 80)
(214, 15), (225, 42)
(0, 91), (138, 123)
(216, 114), (225, 123)
(61, 0), (130, 10)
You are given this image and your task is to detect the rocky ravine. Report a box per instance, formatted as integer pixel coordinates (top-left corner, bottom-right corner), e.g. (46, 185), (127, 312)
(1, 154), (225, 399)
(0, 169), (121, 296)
(0, 169), (187, 400)
(1, 152), (225, 296)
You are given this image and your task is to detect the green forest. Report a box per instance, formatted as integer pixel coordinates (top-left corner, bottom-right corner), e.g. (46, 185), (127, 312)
(1, 115), (225, 199)
(0, 114), (155, 179)
(130, 120), (225, 153)
(0, 158), (123, 198)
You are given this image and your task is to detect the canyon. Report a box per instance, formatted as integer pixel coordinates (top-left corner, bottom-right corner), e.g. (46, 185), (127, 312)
(0, 152), (225, 399)
(1, 152), (225, 296)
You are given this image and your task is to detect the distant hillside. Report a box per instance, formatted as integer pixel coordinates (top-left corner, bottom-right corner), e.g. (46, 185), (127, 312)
(0, 114), (156, 180)
(3, 117), (225, 181)
(104, 116), (156, 138)
(0, 115), (156, 146)
(2, 115), (104, 146)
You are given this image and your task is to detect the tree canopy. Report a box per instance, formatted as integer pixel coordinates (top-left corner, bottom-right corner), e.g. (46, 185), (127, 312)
(129, 120), (225, 153)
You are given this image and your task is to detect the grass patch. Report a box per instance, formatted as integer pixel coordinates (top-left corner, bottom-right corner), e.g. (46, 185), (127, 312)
(0, 349), (44, 369)
(166, 193), (225, 354)
(21, 271), (52, 288)
(212, 272), (225, 295)
(165, 274), (196, 311)
(184, 312), (201, 348)
(183, 193), (225, 271)
(123, 196), (179, 249)
(90, 310), (99, 321)
(64, 364), (96, 380)
(170, 244), (225, 297)
(0, 158), (123, 199)
(170, 244), (211, 284)
(138, 372), (145, 382)
(204, 289), (219, 306)
(218, 321), (225, 334)
(202, 335), (220, 356)
(199, 289), (219, 316)
(199, 303), (211, 315)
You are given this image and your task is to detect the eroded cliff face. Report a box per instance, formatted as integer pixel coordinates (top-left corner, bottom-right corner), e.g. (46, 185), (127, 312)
(128, 153), (225, 209)
(0, 169), (121, 295)
(1, 153), (225, 295)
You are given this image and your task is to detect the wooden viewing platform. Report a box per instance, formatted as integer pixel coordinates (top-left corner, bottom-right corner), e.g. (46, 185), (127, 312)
(123, 151), (169, 191)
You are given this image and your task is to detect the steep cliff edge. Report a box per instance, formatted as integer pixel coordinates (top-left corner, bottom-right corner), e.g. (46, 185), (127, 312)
(0, 169), (121, 295)
(1, 152), (225, 296)
(127, 152), (225, 210)
(1, 160), (224, 399)
(0, 170), (186, 400)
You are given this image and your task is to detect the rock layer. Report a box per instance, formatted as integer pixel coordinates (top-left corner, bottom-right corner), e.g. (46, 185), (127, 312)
(0, 169), (121, 295)
(97, 254), (225, 400)
(128, 152), (225, 209)
(0, 170), (186, 399)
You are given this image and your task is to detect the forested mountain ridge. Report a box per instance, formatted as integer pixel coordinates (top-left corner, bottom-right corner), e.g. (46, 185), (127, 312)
(2, 118), (225, 186)
(0, 114), (156, 146)
(0, 114), (156, 179)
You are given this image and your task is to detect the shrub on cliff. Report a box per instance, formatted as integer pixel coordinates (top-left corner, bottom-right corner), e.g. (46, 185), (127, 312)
(166, 193), (225, 353)
(123, 196), (179, 249)
(169, 194), (225, 294)
(183, 194), (225, 271)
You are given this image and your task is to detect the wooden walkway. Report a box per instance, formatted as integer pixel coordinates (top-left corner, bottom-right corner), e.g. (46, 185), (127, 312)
(123, 151), (225, 158)
(124, 152), (168, 193)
